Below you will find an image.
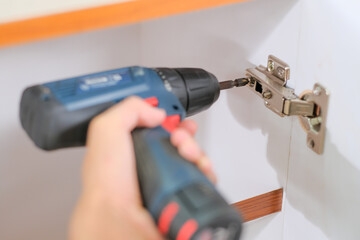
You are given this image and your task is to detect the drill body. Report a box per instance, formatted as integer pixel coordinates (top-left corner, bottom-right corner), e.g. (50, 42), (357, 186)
(20, 66), (242, 240)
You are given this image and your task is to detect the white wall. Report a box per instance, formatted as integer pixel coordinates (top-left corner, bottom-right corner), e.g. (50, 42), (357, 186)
(0, 25), (141, 240)
(0, 0), (359, 239)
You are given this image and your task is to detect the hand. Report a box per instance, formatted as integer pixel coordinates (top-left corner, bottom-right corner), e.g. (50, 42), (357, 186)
(68, 97), (216, 240)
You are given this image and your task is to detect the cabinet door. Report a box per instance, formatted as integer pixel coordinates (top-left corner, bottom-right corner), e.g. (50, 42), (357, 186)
(284, 1), (360, 239)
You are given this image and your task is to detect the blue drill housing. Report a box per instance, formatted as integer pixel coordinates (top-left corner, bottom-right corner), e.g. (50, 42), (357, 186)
(43, 66), (185, 118)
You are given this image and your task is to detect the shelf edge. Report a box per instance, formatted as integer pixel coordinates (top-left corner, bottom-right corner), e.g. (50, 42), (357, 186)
(0, 0), (247, 48)
(232, 188), (284, 222)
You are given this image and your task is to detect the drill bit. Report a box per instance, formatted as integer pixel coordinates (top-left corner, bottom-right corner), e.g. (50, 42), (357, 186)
(219, 78), (249, 90)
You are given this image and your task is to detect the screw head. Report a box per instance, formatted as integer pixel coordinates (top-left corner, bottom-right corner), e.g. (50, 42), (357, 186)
(263, 90), (272, 99)
(277, 67), (285, 78)
(309, 117), (322, 126)
(313, 87), (322, 96)
(267, 60), (275, 72)
(249, 78), (255, 87)
(307, 138), (315, 148)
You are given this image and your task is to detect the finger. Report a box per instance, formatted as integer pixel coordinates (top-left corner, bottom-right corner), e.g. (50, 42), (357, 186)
(101, 96), (167, 131)
(197, 156), (217, 184)
(177, 119), (197, 136)
(177, 134), (203, 163)
(179, 139), (217, 184)
(172, 129), (217, 183)
(87, 97), (166, 148)
(170, 128), (191, 147)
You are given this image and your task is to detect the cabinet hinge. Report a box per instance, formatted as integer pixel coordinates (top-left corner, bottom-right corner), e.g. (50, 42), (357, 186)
(244, 55), (329, 154)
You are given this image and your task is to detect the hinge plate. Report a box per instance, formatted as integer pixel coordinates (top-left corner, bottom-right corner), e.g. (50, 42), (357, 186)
(244, 55), (329, 154)
(298, 84), (329, 154)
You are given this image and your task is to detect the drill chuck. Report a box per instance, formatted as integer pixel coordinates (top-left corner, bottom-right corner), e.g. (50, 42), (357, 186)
(156, 68), (220, 116)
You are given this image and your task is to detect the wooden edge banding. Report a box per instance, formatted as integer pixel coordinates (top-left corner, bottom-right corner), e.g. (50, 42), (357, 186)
(232, 188), (283, 222)
(0, 0), (247, 48)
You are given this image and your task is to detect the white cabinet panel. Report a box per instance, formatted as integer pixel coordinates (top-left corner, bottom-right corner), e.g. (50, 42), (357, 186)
(0, 25), (140, 240)
(284, 1), (360, 239)
(140, 0), (300, 239)
(242, 214), (284, 240)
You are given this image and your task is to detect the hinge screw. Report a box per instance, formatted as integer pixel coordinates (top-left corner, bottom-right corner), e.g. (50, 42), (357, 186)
(249, 78), (255, 87)
(314, 87), (322, 96)
(263, 90), (272, 99)
(277, 67), (285, 78)
(267, 60), (275, 72)
(309, 116), (322, 126)
(307, 138), (315, 148)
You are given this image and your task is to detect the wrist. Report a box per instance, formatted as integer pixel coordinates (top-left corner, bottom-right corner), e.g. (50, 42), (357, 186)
(69, 192), (131, 240)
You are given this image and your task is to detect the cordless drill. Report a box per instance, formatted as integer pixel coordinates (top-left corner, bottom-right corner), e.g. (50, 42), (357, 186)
(20, 66), (247, 240)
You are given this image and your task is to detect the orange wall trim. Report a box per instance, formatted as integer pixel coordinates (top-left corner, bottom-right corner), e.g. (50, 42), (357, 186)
(0, 0), (247, 48)
(232, 188), (283, 222)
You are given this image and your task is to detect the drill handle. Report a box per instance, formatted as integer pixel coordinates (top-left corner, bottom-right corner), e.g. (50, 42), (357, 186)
(132, 126), (243, 240)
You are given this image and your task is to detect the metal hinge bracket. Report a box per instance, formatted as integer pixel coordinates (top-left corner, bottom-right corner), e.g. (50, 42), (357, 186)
(245, 55), (329, 154)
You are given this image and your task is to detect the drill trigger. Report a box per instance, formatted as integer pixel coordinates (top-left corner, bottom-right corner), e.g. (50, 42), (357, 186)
(162, 115), (180, 133)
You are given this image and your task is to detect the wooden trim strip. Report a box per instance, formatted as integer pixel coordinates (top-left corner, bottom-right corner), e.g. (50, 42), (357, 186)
(232, 188), (283, 222)
(0, 0), (247, 48)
